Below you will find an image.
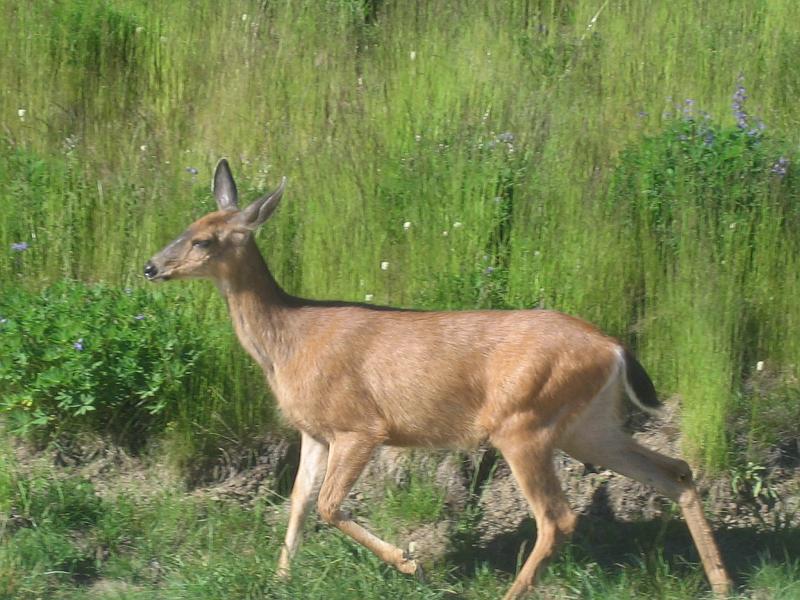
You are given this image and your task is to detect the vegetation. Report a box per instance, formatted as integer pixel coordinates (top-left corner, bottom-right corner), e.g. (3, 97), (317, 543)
(1, 1), (799, 597)
(1, 439), (799, 600)
(371, 473), (446, 537)
(0, 282), (203, 442)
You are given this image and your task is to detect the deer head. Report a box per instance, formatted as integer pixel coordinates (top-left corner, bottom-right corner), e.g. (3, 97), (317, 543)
(143, 159), (286, 282)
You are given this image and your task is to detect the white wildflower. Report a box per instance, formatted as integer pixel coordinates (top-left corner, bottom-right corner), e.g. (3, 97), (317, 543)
(364, 294), (374, 302)
(410, 50), (416, 61)
(756, 361), (764, 372)
(380, 261), (389, 271)
(17, 108), (25, 120)
(403, 221), (411, 231)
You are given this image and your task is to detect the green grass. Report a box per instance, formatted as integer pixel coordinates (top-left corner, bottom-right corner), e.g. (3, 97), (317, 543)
(370, 473), (447, 538)
(1, 440), (798, 600)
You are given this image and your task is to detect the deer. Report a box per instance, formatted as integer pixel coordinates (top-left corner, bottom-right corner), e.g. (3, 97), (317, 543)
(144, 159), (732, 599)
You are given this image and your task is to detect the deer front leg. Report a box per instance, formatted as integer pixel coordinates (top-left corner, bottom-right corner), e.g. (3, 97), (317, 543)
(277, 432), (328, 578)
(316, 432), (420, 576)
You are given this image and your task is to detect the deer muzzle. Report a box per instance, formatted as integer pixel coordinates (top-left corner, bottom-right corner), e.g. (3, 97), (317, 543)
(143, 260), (162, 280)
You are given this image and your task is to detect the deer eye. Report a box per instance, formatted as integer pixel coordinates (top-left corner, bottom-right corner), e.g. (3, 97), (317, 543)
(192, 238), (213, 249)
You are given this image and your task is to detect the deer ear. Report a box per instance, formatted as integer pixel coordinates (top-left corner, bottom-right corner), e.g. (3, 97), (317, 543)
(231, 177), (287, 230)
(213, 159), (238, 210)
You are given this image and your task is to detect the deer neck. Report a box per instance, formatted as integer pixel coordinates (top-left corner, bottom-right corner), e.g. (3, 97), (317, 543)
(217, 239), (295, 373)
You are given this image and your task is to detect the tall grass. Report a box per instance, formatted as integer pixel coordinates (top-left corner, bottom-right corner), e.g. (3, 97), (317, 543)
(1, 0), (799, 468)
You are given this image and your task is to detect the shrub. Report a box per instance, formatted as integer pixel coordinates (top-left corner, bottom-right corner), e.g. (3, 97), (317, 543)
(0, 281), (206, 447)
(610, 93), (796, 258)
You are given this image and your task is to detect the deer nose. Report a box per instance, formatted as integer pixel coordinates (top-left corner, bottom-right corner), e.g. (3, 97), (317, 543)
(144, 261), (159, 280)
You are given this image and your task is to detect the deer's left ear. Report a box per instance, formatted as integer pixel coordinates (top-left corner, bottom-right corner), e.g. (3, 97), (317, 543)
(231, 177), (287, 230)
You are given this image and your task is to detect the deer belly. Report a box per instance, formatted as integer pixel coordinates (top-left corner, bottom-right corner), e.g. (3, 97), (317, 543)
(273, 384), (486, 449)
(378, 391), (488, 448)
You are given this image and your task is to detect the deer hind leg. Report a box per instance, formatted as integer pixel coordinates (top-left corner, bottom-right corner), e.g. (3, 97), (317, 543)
(277, 432), (329, 578)
(316, 432), (421, 576)
(492, 429), (578, 600)
(560, 404), (732, 597)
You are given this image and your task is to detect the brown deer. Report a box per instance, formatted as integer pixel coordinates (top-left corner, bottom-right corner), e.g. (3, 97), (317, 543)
(144, 159), (732, 599)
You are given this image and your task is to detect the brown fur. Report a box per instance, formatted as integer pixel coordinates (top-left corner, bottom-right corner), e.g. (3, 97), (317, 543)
(144, 162), (732, 598)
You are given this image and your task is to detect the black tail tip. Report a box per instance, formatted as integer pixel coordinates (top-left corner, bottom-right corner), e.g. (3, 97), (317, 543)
(623, 348), (661, 409)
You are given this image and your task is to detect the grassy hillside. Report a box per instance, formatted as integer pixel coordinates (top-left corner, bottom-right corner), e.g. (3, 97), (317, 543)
(2, 0), (800, 467)
(2, 2), (800, 598)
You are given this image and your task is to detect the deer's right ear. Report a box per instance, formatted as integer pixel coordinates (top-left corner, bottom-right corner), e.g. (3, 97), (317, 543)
(230, 177), (286, 232)
(213, 159), (238, 210)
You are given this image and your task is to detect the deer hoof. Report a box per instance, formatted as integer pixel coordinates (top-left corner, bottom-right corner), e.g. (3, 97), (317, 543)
(397, 549), (425, 581)
(397, 556), (418, 575)
(711, 579), (732, 597)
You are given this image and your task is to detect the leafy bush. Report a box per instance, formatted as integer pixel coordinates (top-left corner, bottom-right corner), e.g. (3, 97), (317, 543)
(0, 281), (206, 446)
(610, 90), (796, 258)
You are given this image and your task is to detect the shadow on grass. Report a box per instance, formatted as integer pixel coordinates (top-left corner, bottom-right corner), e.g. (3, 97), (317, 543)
(446, 483), (800, 589)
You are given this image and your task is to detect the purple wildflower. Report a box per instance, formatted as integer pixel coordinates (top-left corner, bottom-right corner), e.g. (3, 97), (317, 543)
(703, 130), (715, 147)
(771, 156), (789, 177)
(186, 167), (198, 175)
(729, 78), (767, 137)
(732, 84), (747, 127)
(484, 266), (495, 275)
(134, 314), (146, 321)
(11, 242), (29, 252)
(73, 338), (84, 351)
